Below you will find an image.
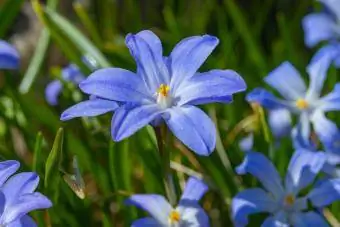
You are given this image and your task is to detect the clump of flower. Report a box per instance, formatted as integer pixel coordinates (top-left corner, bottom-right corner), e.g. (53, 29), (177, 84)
(127, 177), (209, 227)
(232, 149), (340, 226)
(0, 160), (52, 226)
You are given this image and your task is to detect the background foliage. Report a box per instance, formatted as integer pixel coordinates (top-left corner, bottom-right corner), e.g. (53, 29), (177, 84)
(0, 0), (335, 226)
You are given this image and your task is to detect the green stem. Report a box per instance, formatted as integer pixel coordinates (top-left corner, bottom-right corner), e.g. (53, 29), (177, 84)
(154, 125), (176, 206)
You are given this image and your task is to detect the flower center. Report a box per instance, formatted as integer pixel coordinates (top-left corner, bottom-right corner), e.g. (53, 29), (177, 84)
(158, 84), (170, 97)
(156, 84), (172, 109)
(295, 98), (309, 109)
(169, 210), (180, 224)
(284, 194), (295, 206)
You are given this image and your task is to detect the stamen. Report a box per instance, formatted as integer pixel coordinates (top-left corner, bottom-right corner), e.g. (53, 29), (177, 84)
(295, 98), (308, 109)
(158, 84), (170, 97)
(284, 194), (295, 206)
(169, 210), (180, 223)
(156, 84), (172, 109)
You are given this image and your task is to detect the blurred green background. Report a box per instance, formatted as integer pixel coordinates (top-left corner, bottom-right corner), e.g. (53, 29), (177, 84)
(0, 0), (336, 226)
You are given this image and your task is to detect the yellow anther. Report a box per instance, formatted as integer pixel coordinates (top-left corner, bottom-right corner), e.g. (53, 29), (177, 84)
(158, 84), (170, 97)
(284, 194), (295, 206)
(296, 98), (309, 109)
(169, 210), (180, 223)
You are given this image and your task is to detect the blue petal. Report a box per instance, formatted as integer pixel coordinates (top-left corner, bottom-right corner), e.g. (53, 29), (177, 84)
(0, 40), (20, 70)
(311, 111), (338, 145)
(236, 151), (284, 198)
(125, 31), (169, 92)
(285, 149), (326, 195)
(323, 129), (340, 154)
(291, 126), (316, 151)
(126, 194), (172, 225)
(320, 0), (340, 20)
(262, 211), (289, 227)
(180, 177), (208, 202)
(45, 80), (63, 106)
(135, 30), (163, 60)
(2, 172), (40, 204)
(111, 104), (163, 141)
(79, 68), (151, 102)
(3, 192), (52, 224)
(177, 203), (210, 227)
(232, 188), (278, 227)
(239, 134), (254, 152)
(7, 215), (37, 227)
(246, 88), (292, 110)
(60, 98), (118, 121)
(302, 13), (336, 48)
(292, 211), (329, 227)
(308, 178), (340, 207)
(131, 218), (161, 227)
(264, 62), (306, 100)
(268, 109), (292, 138)
(310, 43), (340, 68)
(61, 64), (85, 84)
(0, 191), (5, 215)
(319, 83), (340, 112)
(0, 160), (19, 187)
(169, 35), (219, 92)
(175, 69), (246, 106)
(306, 54), (332, 100)
(18, 215), (37, 227)
(164, 106), (216, 156)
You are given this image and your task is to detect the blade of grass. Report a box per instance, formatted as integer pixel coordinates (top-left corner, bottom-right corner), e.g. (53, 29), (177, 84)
(43, 6), (111, 67)
(33, 131), (43, 172)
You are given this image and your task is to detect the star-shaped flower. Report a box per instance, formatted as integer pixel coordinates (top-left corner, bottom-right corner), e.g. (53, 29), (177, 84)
(61, 30), (246, 155)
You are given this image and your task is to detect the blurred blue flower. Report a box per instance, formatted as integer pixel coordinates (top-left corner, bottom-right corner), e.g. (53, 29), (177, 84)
(61, 30), (246, 155)
(45, 64), (86, 105)
(247, 55), (340, 145)
(302, 0), (340, 48)
(293, 124), (340, 178)
(303, 0), (340, 67)
(232, 150), (340, 227)
(0, 160), (52, 227)
(239, 133), (254, 151)
(0, 40), (19, 69)
(126, 177), (209, 227)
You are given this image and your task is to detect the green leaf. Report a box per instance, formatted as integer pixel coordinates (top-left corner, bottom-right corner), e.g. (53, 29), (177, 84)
(0, 0), (25, 38)
(19, 29), (50, 94)
(43, 6), (111, 68)
(45, 128), (64, 188)
(33, 132), (44, 172)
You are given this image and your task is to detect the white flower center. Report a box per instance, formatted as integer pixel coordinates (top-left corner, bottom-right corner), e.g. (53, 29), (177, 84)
(156, 84), (172, 109)
(168, 210), (181, 224)
(295, 98), (309, 110)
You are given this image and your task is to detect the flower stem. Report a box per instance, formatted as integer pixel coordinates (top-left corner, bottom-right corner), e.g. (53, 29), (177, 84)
(154, 125), (176, 206)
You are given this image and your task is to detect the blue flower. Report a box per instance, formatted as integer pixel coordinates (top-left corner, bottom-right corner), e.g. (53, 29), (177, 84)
(45, 64), (86, 105)
(303, 0), (340, 67)
(293, 124), (340, 178)
(61, 30), (246, 155)
(247, 55), (340, 145)
(232, 150), (340, 227)
(126, 177), (209, 227)
(0, 40), (19, 69)
(0, 160), (52, 227)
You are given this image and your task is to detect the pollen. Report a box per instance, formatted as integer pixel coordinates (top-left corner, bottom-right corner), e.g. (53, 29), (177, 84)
(169, 210), (180, 223)
(295, 98), (309, 109)
(284, 194), (295, 206)
(158, 84), (170, 97)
